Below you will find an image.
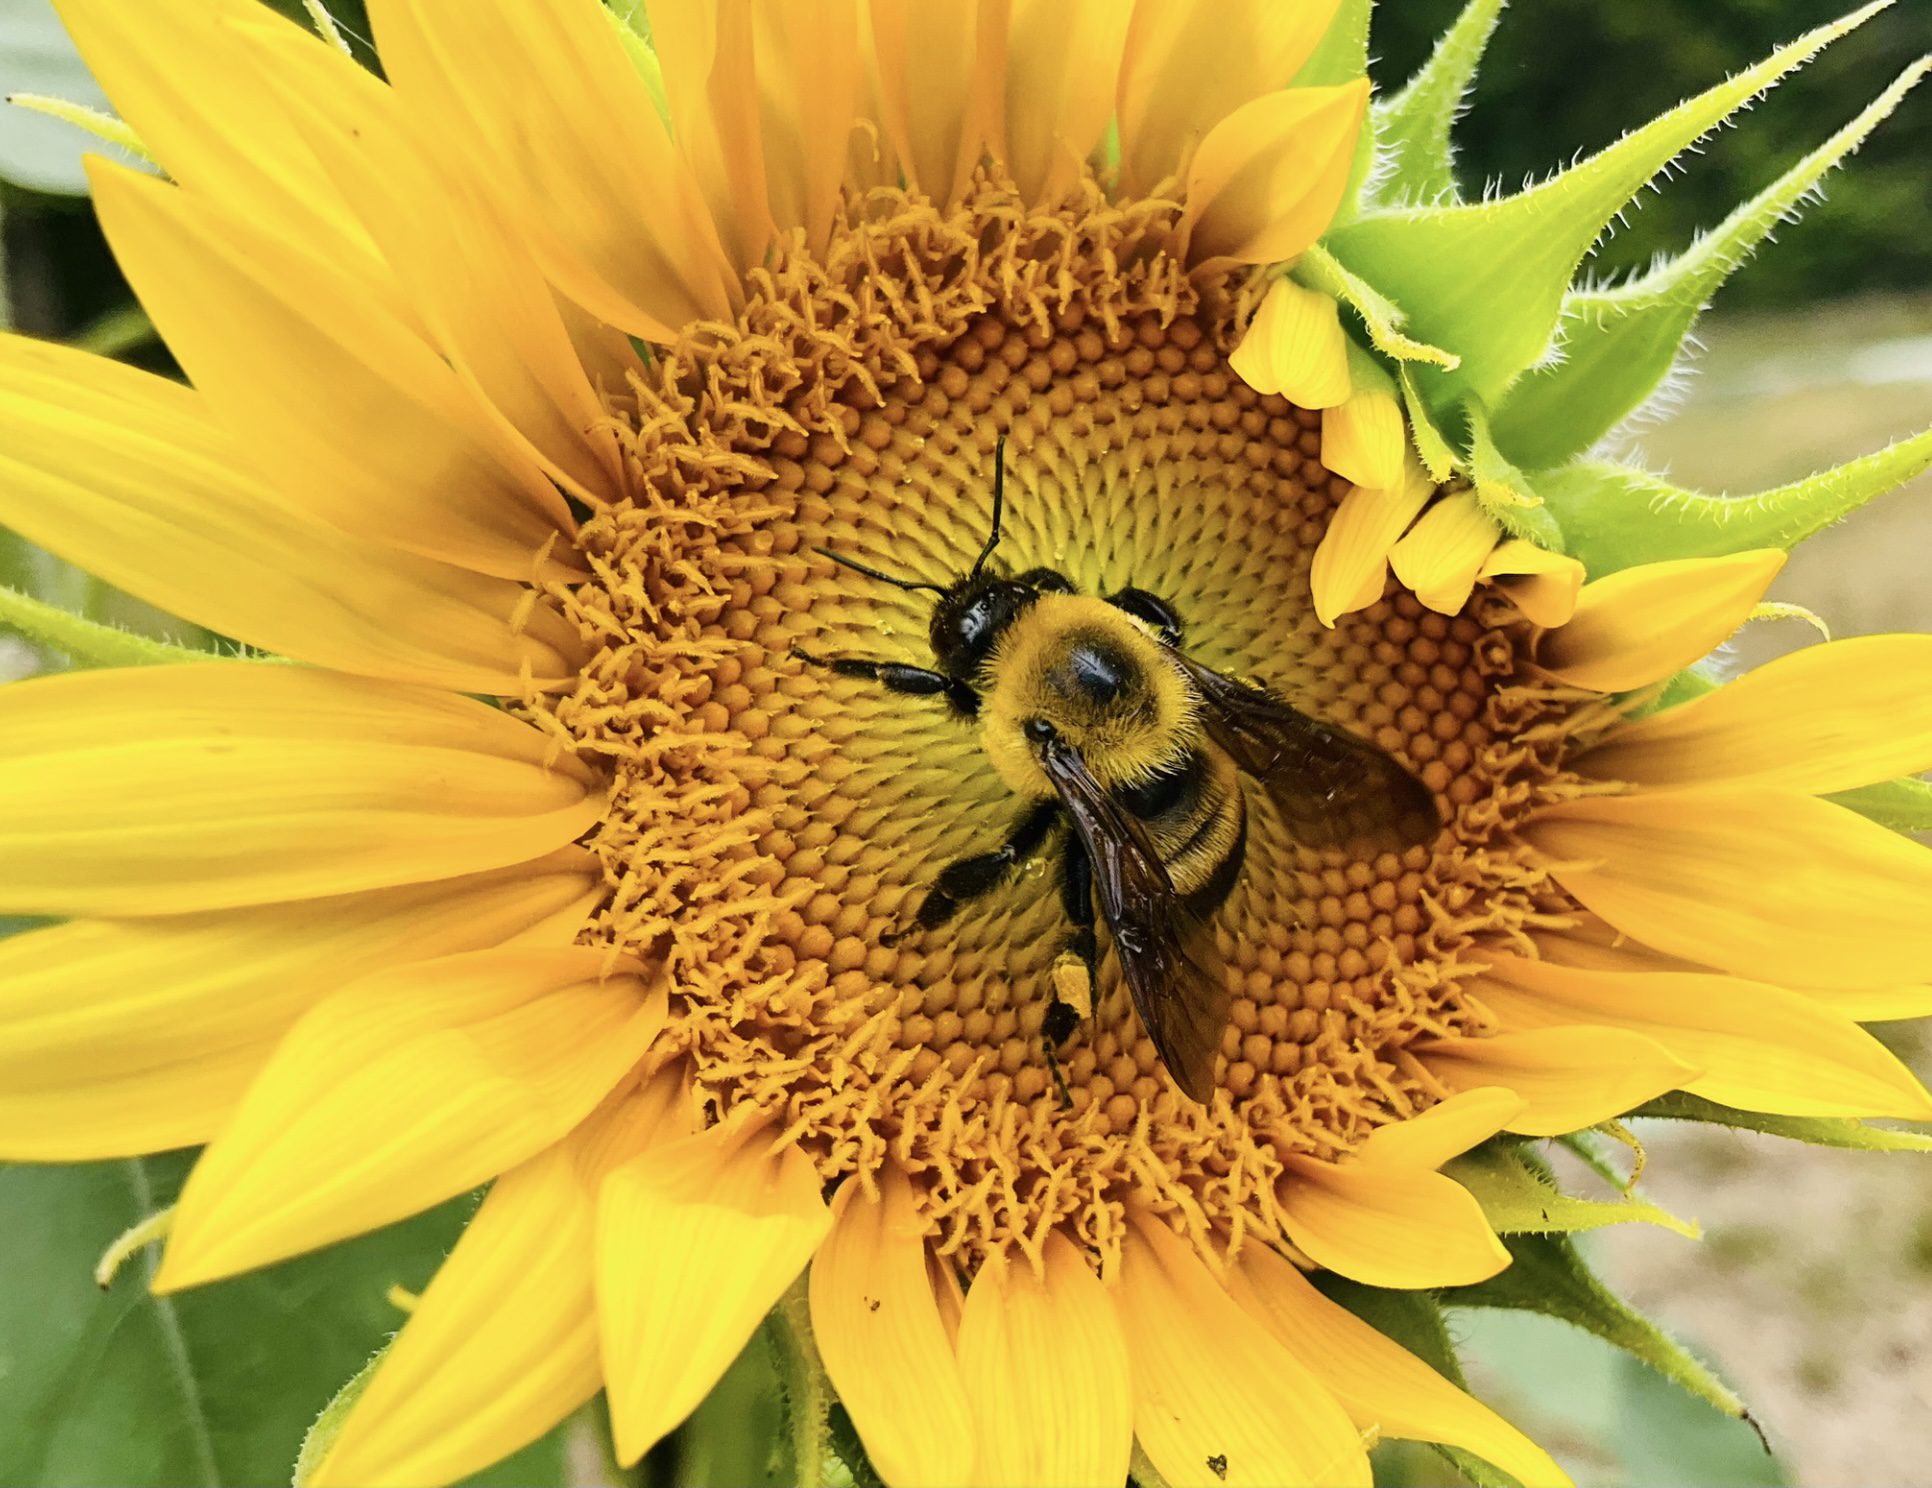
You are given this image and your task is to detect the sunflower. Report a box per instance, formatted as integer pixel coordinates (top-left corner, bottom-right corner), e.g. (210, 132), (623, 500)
(3, 1), (1930, 1485)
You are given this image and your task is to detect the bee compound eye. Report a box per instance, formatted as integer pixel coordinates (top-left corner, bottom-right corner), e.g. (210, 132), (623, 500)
(1024, 718), (1056, 744)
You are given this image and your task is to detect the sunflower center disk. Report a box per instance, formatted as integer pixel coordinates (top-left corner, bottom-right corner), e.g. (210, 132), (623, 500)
(534, 174), (1569, 1267)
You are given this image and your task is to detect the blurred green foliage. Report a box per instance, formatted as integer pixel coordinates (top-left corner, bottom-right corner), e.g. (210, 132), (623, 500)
(1373, 0), (1931, 306)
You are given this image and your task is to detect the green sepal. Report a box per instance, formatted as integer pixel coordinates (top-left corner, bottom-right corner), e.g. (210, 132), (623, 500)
(293, 1349), (386, 1488)
(0, 584), (216, 669)
(1448, 1231), (1747, 1421)
(1534, 425), (1932, 575)
(1128, 1443), (1178, 1488)
(4, 94), (153, 165)
(1324, 3), (1890, 412)
(1556, 1125), (1645, 1195)
(1446, 1143), (1697, 1239)
(1747, 601), (1831, 641)
(759, 1274), (855, 1488)
(1294, 0), (1375, 226)
(602, 1), (670, 123)
(1370, 0), (1507, 207)
(1490, 57), (1932, 470)
(1293, 243), (1460, 369)
(1467, 403), (1564, 550)
(1631, 1091), (1932, 1152)
(1827, 775), (1932, 835)
(1400, 363), (1458, 482)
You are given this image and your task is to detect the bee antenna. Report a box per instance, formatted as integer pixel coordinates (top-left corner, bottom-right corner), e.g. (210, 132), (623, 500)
(813, 546), (947, 595)
(969, 434), (1006, 582)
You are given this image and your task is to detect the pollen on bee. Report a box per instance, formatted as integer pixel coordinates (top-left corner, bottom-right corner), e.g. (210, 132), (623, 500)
(1050, 951), (1095, 1020)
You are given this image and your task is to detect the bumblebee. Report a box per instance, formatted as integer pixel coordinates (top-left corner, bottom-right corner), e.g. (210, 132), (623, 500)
(800, 439), (1442, 1104)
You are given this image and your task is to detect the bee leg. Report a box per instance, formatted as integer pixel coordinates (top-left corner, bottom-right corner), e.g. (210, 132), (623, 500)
(1103, 586), (1184, 648)
(792, 648), (979, 716)
(1042, 836), (1100, 1111)
(906, 798), (1060, 936)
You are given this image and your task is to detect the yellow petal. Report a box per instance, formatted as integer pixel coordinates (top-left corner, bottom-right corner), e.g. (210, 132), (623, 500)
(867, 0), (1006, 204)
(1230, 1245), (1571, 1488)
(752, 0), (863, 255)
(1002, 0), (1132, 203)
(90, 163), (573, 580)
(312, 1078), (683, 1488)
(1179, 81), (1370, 271)
(598, 1124), (832, 1465)
(1322, 385), (1407, 490)
(957, 1234), (1133, 1488)
(648, 1), (773, 271)
(1116, 0), (1342, 192)
(1524, 787), (1932, 990)
(368, 0), (736, 339)
(1277, 1158), (1509, 1289)
(1538, 550), (1786, 693)
(1309, 460), (1434, 627)
(1819, 986), (1932, 1021)
(1418, 1027), (1699, 1137)
(1228, 278), (1352, 408)
(244, 20), (623, 504)
(1479, 539), (1587, 629)
(809, 1165), (974, 1487)
(1477, 954), (1932, 1121)
(0, 665), (599, 918)
(1541, 920), (1932, 1023)
(1354, 1088), (1526, 1171)
(0, 333), (582, 693)
(1579, 634), (1932, 794)
(0, 855), (597, 1161)
(155, 948), (666, 1289)
(51, 0), (375, 263)
(1118, 1214), (1370, 1488)
(1389, 490), (1501, 615)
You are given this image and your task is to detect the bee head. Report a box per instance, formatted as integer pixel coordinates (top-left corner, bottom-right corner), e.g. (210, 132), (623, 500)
(981, 594), (1195, 795)
(929, 575), (1045, 678)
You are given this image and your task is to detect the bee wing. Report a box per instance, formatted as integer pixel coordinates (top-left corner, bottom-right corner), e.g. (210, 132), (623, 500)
(1038, 736), (1229, 1104)
(1169, 652), (1442, 856)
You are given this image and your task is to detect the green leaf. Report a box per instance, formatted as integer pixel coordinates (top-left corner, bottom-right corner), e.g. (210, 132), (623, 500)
(1828, 775), (1932, 835)
(1448, 1231), (1747, 1420)
(1534, 426), (1932, 575)
(1490, 57), (1932, 470)
(1631, 1091), (1932, 1152)
(0, 585), (223, 669)
(1446, 1144), (1697, 1239)
(0, 1153), (566, 1487)
(1370, 0), (1507, 206)
(1324, 3), (1890, 410)
(1467, 403), (1563, 549)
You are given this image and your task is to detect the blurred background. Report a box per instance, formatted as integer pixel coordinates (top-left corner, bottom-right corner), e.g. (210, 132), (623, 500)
(1, 1), (1928, 1484)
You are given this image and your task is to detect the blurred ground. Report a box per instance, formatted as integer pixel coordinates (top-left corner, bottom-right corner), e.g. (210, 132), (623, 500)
(1456, 296), (1932, 1488)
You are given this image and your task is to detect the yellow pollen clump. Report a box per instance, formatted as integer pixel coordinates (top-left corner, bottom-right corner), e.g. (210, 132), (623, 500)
(525, 170), (1582, 1272)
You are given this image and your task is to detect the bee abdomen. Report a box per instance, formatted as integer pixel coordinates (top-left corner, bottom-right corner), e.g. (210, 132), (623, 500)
(1118, 748), (1248, 913)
